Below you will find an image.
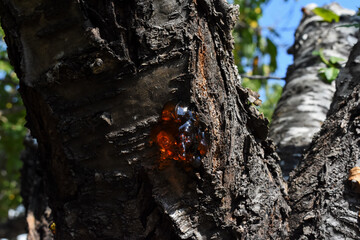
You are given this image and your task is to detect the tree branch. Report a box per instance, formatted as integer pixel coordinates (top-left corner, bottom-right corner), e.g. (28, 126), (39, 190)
(240, 74), (285, 80)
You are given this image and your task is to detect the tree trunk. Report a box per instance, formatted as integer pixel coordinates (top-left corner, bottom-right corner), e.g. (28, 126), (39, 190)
(0, 0), (289, 239)
(269, 3), (358, 179)
(287, 28), (360, 240)
(21, 134), (52, 240)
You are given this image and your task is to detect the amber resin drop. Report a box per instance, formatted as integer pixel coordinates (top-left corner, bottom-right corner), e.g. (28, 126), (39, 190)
(151, 102), (208, 169)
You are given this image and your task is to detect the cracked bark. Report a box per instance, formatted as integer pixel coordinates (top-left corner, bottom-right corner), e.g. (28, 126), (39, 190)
(0, 0), (289, 239)
(269, 3), (359, 179)
(20, 134), (52, 240)
(288, 20), (360, 240)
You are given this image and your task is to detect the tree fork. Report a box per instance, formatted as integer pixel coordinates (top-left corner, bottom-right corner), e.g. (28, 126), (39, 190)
(287, 37), (360, 239)
(1, 0), (289, 239)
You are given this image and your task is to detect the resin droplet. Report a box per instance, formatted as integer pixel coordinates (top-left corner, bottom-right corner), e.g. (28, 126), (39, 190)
(151, 102), (208, 169)
(156, 131), (174, 151)
(161, 102), (177, 122)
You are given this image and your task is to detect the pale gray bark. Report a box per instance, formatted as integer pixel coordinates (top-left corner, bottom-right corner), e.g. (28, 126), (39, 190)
(269, 3), (359, 178)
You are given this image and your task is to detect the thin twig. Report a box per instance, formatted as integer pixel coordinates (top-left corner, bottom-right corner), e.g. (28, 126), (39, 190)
(240, 74), (285, 80)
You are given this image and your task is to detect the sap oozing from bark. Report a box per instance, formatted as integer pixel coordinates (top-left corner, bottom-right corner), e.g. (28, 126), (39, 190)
(151, 102), (208, 169)
(0, 0), (290, 239)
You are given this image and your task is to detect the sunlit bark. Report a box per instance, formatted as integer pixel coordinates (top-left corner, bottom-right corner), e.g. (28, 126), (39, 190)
(269, 3), (358, 178)
(0, 0), (289, 239)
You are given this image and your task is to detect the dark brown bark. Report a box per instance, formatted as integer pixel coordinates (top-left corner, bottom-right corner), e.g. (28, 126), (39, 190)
(21, 134), (52, 240)
(0, 0), (289, 239)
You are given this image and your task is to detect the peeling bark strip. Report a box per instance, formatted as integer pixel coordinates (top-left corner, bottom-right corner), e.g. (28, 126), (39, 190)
(1, 0), (290, 239)
(269, 3), (359, 179)
(288, 33), (360, 239)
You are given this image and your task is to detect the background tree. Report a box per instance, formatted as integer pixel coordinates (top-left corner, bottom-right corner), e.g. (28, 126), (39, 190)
(269, 3), (359, 178)
(288, 31), (360, 240)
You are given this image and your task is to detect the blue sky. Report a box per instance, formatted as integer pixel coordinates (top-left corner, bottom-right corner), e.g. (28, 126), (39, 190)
(259, 0), (359, 80)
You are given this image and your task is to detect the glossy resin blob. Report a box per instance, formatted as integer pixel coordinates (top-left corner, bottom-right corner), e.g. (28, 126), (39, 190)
(151, 102), (208, 169)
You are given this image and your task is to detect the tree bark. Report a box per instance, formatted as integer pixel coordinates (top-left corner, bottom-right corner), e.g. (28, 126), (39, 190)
(0, 0), (289, 239)
(269, 3), (359, 179)
(288, 29), (360, 240)
(21, 134), (52, 240)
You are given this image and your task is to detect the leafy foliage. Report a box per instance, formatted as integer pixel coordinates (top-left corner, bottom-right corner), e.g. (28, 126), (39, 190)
(232, 0), (282, 121)
(258, 83), (282, 121)
(0, 25), (26, 221)
(233, 0), (278, 75)
(312, 48), (344, 83)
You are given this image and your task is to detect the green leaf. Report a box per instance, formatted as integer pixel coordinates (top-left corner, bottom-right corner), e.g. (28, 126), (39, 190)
(0, 26), (4, 39)
(242, 78), (262, 92)
(324, 67), (339, 83)
(329, 56), (345, 65)
(312, 7), (340, 23)
(313, 48), (329, 66)
(312, 50), (320, 56)
(0, 60), (13, 74)
(266, 38), (277, 72)
(259, 83), (283, 122)
(313, 49), (344, 68)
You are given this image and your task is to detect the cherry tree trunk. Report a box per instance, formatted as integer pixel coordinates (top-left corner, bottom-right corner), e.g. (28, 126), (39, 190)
(287, 23), (360, 240)
(269, 3), (358, 179)
(0, 0), (289, 239)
